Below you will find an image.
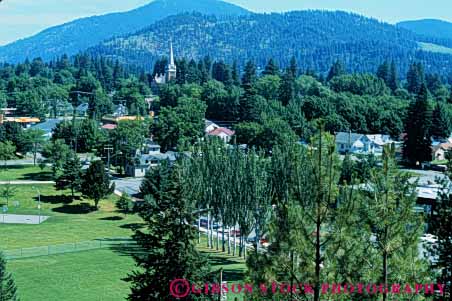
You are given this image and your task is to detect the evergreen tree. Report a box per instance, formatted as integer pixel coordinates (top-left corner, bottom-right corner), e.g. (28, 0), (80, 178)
(262, 58), (279, 76)
(339, 153), (354, 184)
(363, 145), (430, 301)
(326, 60), (345, 81)
(388, 61), (399, 92)
(81, 160), (114, 209)
(278, 68), (295, 106)
(449, 86), (452, 104)
(126, 161), (210, 301)
(403, 84), (433, 166)
(431, 102), (451, 141)
(231, 60), (240, 86)
(376, 60), (390, 83)
(0, 252), (18, 301)
(432, 152), (452, 300)
(406, 62), (425, 94)
(241, 60), (257, 86)
(289, 56), (298, 78)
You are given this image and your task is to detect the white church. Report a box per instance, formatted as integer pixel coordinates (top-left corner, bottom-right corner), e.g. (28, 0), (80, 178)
(154, 41), (177, 84)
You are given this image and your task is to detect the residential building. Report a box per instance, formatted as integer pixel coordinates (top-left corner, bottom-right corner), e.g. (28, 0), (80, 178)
(208, 127), (235, 143)
(335, 132), (397, 154)
(205, 120), (220, 133)
(431, 142), (452, 161)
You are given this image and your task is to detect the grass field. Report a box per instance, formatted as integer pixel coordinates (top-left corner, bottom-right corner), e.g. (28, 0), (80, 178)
(8, 249), (135, 301)
(0, 184), (142, 250)
(6, 241), (247, 301)
(1, 166), (247, 300)
(0, 165), (53, 181)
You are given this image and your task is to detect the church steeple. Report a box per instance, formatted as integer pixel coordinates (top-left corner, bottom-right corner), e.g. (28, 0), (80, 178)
(166, 39), (177, 82)
(169, 40), (175, 66)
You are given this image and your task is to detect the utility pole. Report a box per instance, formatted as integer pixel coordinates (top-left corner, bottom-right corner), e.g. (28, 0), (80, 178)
(104, 145), (114, 176)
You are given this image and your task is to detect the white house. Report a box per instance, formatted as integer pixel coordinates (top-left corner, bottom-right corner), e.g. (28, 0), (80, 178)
(205, 120), (220, 133)
(208, 127), (235, 143)
(336, 132), (397, 155)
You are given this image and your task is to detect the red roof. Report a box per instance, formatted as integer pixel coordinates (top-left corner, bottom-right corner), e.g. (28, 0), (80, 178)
(208, 127), (235, 136)
(102, 124), (117, 130)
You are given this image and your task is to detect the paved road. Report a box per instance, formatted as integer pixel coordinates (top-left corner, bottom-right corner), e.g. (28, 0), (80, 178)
(0, 180), (55, 185)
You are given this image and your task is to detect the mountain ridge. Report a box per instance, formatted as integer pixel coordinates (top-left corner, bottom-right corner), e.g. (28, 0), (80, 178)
(87, 11), (452, 76)
(0, 0), (250, 63)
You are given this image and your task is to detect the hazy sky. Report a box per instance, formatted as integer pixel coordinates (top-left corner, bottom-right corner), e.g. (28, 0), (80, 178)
(1, 0), (451, 46)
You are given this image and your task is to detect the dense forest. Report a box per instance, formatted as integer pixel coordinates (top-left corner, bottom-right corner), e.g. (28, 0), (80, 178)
(88, 11), (452, 78)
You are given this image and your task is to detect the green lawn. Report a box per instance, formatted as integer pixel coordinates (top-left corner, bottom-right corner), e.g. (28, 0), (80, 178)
(0, 184), (142, 250)
(8, 249), (135, 301)
(0, 174), (247, 301)
(0, 165), (53, 181)
(6, 240), (247, 301)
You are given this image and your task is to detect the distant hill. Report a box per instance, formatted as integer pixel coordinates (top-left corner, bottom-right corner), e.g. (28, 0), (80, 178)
(398, 19), (452, 40)
(87, 11), (452, 76)
(0, 0), (249, 63)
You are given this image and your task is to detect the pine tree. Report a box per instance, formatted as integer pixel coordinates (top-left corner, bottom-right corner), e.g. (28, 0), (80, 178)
(376, 60), (390, 83)
(278, 68), (295, 106)
(262, 58), (279, 76)
(363, 145), (429, 301)
(449, 86), (452, 104)
(406, 62), (425, 94)
(126, 161), (210, 301)
(240, 61), (260, 121)
(326, 60), (345, 81)
(431, 102), (451, 141)
(0, 252), (19, 301)
(339, 153), (354, 184)
(403, 84), (433, 166)
(289, 56), (298, 78)
(388, 61), (399, 92)
(432, 153), (452, 300)
(231, 60), (240, 86)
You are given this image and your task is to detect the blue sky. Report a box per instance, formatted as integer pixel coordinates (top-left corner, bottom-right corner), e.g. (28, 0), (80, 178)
(1, 0), (452, 46)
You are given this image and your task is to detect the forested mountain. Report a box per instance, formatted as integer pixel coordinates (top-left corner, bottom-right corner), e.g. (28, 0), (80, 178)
(0, 0), (249, 63)
(398, 19), (452, 40)
(87, 11), (452, 77)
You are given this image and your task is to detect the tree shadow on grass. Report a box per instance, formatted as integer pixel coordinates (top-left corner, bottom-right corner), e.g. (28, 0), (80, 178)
(99, 216), (124, 221)
(37, 195), (80, 205)
(52, 202), (93, 214)
(200, 252), (246, 282)
(106, 237), (143, 257)
(20, 171), (53, 181)
(119, 222), (145, 231)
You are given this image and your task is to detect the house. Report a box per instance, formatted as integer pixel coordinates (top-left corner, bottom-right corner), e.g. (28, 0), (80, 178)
(29, 119), (64, 139)
(75, 103), (89, 116)
(431, 142), (452, 161)
(335, 132), (397, 155)
(208, 127), (235, 143)
(126, 152), (177, 178)
(112, 104), (128, 117)
(125, 139), (174, 177)
(205, 120), (220, 133)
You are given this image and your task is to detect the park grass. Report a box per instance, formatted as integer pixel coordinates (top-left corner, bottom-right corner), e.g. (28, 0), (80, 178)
(0, 184), (143, 250)
(7, 240), (247, 301)
(8, 249), (135, 301)
(0, 165), (53, 181)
